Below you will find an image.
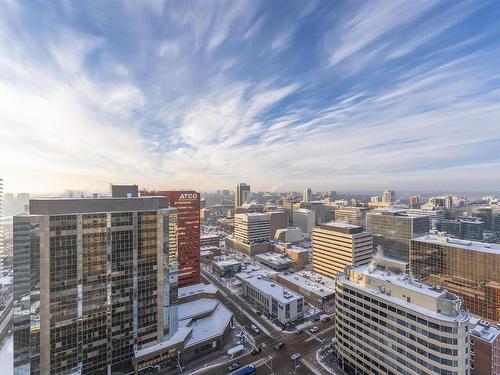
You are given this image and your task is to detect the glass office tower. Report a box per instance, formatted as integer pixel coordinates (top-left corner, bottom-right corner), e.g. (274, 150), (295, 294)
(13, 197), (178, 375)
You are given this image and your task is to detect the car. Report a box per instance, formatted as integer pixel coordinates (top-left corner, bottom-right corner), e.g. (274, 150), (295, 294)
(251, 346), (262, 355)
(290, 353), (301, 361)
(274, 341), (285, 350)
(321, 316), (331, 323)
(312, 316), (320, 322)
(256, 311), (262, 316)
(251, 324), (260, 334)
(310, 326), (319, 333)
(295, 328), (304, 335)
(228, 362), (240, 372)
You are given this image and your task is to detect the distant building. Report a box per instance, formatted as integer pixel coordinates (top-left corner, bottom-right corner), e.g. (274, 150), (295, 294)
(254, 252), (294, 271)
(410, 235), (500, 322)
(469, 316), (500, 375)
(234, 213), (270, 244)
(405, 207), (446, 229)
(410, 195), (420, 207)
(366, 209), (429, 262)
(335, 264), (471, 375)
(437, 216), (484, 241)
(370, 196), (381, 203)
(475, 207), (493, 231)
(303, 187), (312, 202)
(312, 222), (372, 279)
(110, 183), (138, 197)
(241, 276), (304, 325)
(334, 206), (369, 228)
(300, 201), (334, 226)
(292, 208), (315, 234)
(235, 182), (251, 207)
(381, 189), (395, 203)
(266, 210), (288, 238)
(274, 227), (304, 243)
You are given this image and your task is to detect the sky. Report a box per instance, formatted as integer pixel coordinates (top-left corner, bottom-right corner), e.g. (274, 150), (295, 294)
(1, 0), (500, 194)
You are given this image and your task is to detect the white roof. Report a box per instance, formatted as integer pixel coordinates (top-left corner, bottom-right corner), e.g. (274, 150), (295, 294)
(469, 316), (500, 343)
(178, 283), (217, 299)
(134, 327), (192, 358)
(244, 276), (302, 304)
(254, 252), (293, 266)
(321, 221), (361, 229)
(413, 235), (500, 254)
(213, 259), (242, 267)
(178, 299), (218, 320)
(184, 302), (233, 348)
(277, 272), (335, 298)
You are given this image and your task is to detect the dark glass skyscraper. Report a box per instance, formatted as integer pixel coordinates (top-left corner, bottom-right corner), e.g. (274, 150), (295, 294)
(13, 197), (178, 375)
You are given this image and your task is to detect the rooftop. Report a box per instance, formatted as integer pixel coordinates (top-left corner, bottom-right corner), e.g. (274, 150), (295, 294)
(178, 298), (218, 320)
(178, 283), (218, 300)
(412, 234), (500, 254)
(254, 252), (294, 266)
(244, 275), (302, 304)
(276, 271), (335, 298)
(469, 316), (500, 343)
(212, 258), (242, 267)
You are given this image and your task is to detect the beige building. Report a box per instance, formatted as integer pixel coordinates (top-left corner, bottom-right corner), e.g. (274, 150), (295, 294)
(333, 206), (370, 228)
(335, 264), (471, 375)
(234, 213), (270, 244)
(312, 222), (372, 278)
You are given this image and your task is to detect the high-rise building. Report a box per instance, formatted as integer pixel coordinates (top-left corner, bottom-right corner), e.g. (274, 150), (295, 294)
(410, 234), (500, 322)
(266, 210), (288, 238)
(405, 207), (446, 229)
(335, 264), (471, 375)
(437, 217), (484, 241)
(312, 222), (372, 278)
(234, 213), (270, 244)
(381, 189), (395, 203)
(475, 207), (493, 231)
(235, 183), (251, 207)
(140, 191), (200, 287)
(303, 187), (311, 203)
(292, 208), (315, 234)
(366, 210), (429, 262)
(13, 197), (179, 374)
(410, 195), (420, 207)
(334, 206), (369, 228)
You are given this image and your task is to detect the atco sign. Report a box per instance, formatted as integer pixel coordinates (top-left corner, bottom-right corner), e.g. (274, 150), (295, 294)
(179, 193), (198, 200)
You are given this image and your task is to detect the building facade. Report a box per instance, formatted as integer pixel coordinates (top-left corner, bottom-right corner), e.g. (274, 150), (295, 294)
(382, 189), (396, 203)
(469, 316), (500, 375)
(312, 222), (372, 279)
(234, 213), (270, 244)
(141, 191), (200, 287)
(13, 197), (179, 375)
(410, 235), (500, 322)
(303, 187), (311, 203)
(366, 210), (429, 262)
(333, 206), (369, 228)
(235, 183), (251, 208)
(335, 264), (471, 375)
(242, 276), (303, 325)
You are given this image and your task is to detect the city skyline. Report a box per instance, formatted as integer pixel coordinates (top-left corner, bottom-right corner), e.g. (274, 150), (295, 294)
(1, 1), (500, 193)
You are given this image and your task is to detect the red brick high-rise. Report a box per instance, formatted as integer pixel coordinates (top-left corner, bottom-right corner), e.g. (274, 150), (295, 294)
(141, 190), (200, 286)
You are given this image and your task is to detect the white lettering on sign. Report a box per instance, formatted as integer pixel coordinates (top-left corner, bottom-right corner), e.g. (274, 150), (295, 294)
(179, 193), (198, 200)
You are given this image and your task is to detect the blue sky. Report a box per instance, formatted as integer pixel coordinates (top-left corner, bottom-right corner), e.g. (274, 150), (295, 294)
(1, 0), (500, 193)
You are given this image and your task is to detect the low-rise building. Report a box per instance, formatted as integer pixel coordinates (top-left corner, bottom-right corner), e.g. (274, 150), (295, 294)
(200, 234), (222, 247)
(254, 252), (294, 271)
(274, 227), (304, 243)
(241, 275), (304, 326)
(211, 258), (242, 278)
(273, 271), (335, 311)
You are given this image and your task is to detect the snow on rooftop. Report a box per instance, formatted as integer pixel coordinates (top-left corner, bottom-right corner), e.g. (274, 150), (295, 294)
(321, 221), (361, 229)
(470, 317), (500, 343)
(134, 327), (192, 358)
(254, 252), (293, 265)
(244, 275), (302, 303)
(178, 283), (217, 299)
(277, 272), (335, 297)
(413, 235), (500, 254)
(178, 299), (218, 321)
(184, 302), (232, 348)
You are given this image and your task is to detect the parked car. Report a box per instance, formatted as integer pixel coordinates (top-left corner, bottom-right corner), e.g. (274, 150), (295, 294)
(310, 326), (319, 333)
(228, 362), (240, 372)
(312, 316), (320, 322)
(251, 346), (262, 355)
(321, 316), (331, 323)
(290, 353), (301, 361)
(251, 324), (260, 334)
(294, 329), (304, 335)
(274, 341), (285, 350)
(256, 311), (262, 316)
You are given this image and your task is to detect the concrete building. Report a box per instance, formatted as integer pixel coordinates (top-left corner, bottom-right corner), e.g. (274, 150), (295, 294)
(410, 195), (420, 207)
(366, 210), (430, 262)
(200, 234), (222, 247)
(469, 316), (500, 375)
(334, 206), (369, 228)
(303, 187), (312, 203)
(410, 235), (500, 322)
(234, 213), (270, 244)
(335, 264), (471, 375)
(405, 207), (446, 229)
(272, 242), (310, 268)
(110, 183), (138, 197)
(241, 275), (304, 325)
(274, 227), (304, 243)
(273, 271), (335, 311)
(292, 208), (315, 234)
(13, 197), (179, 374)
(211, 258), (242, 278)
(235, 183), (251, 207)
(254, 252), (294, 271)
(300, 201), (334, 226)
(266, 210), (288, 238)
(141, 190), (201, 287)
(312, 222), (373, 279)
(382, 189), (395, 203)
